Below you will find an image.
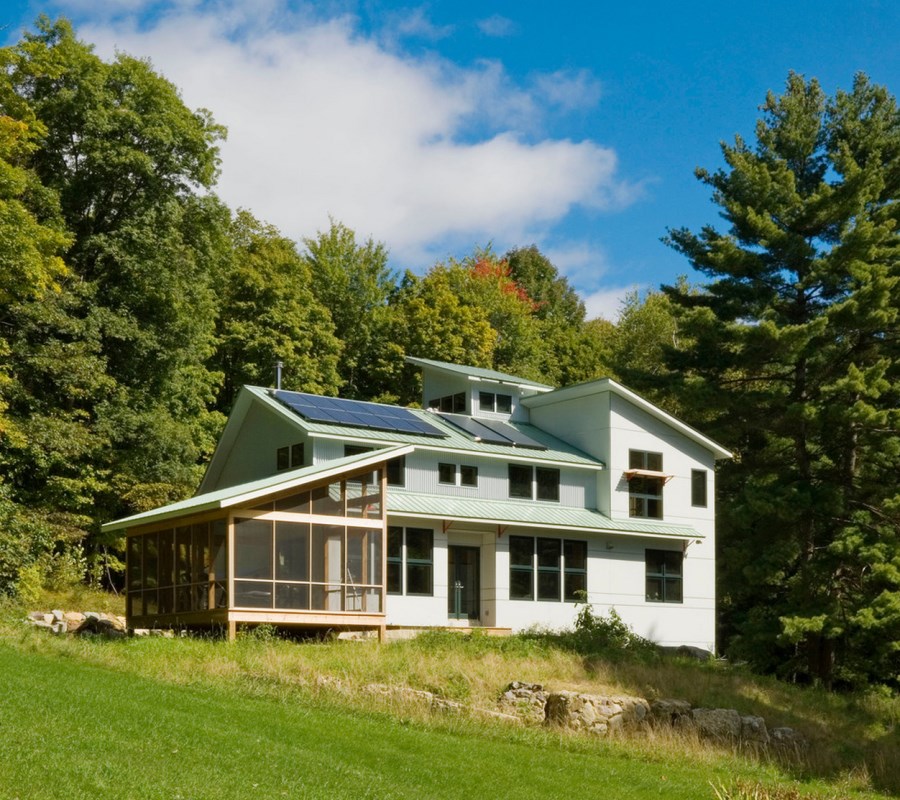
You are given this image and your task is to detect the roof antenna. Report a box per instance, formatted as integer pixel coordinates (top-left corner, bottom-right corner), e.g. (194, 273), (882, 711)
(274, 360), (283, 390)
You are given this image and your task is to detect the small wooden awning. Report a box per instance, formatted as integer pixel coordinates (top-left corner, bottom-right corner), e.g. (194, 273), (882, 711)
(623, 469), (674, 485)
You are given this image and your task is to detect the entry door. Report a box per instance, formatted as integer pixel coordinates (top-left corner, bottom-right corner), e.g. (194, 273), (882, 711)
(448, 546), (480, 621)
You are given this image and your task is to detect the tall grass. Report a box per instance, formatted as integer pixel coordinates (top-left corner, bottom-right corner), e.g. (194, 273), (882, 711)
(4, 595), (898, 796)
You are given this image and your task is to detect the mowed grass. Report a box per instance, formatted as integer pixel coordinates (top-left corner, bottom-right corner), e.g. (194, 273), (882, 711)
(0, 622), (893, 800)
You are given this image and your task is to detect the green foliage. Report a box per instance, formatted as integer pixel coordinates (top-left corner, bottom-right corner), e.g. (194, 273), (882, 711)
(568, 603), (660, 660)
(214, 211), (342, 408)
(303, 219), (396, 399)
(661, 72), (900, 688)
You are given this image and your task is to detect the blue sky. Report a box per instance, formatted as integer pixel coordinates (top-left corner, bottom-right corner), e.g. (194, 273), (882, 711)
(4, 1), (900, 318)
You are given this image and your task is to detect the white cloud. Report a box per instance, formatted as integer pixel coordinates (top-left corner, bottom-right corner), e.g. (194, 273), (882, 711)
(69, 1), (634, 270)
(582, 285), (642, 322)
(532, 69), (602, 112)
(476, 14), (517, 38)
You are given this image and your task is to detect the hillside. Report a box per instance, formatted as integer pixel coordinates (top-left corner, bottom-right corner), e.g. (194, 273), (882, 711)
(2, 602), (897, 799)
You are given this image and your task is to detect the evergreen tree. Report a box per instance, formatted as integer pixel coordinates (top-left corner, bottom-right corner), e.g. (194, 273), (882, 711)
(664, 73), (900, 687)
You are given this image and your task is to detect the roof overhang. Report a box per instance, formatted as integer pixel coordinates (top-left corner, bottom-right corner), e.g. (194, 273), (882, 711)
(103, 445), (414, 533)
(521, 378), (732, 461)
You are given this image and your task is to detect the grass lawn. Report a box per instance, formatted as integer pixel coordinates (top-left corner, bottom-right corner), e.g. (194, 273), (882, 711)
(0, 631), (890, 800)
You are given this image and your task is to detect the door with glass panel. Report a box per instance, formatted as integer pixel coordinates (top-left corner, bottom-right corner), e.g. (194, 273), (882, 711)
(447, 546), (480, 621)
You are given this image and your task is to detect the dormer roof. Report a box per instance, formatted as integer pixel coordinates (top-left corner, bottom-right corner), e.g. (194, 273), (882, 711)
(405, 356), (554, 391)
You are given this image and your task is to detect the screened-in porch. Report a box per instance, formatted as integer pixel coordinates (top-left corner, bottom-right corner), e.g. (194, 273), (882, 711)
(118, 451), (406, 640)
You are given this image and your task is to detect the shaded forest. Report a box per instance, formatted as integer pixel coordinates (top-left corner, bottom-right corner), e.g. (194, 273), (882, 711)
(1, 19), (898, 689)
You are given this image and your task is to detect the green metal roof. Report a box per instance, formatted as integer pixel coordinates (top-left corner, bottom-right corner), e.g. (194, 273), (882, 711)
(387, 490), (701, 540)
(102, 446), (413, 533)
(405, 356), (554, 390)
(248, 386), (603, 468)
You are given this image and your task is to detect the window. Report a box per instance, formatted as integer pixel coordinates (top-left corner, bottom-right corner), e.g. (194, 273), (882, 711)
(387, 526), (433, 595)
(563, 540), (587, 601)
(628, 450), (664, 519)
(386, 456), (405, 487)
(645, 549), (683, 603)
(344, 445), (373, 457)
(429, 392), (466, 413)
(479, 391), (512, 414)
(509, 536), (534, 600)
(438, 463), (456, 484)
(692, 470), (708, 507)
(278, 442), (305, 471)
(438, 462), (478, 487)
(460, 465), (478, 487)
(509, 535), (587, 602)
(508, 464), (533, 498)
(508, 464), (560, 501)
(536, 467), (560, 501)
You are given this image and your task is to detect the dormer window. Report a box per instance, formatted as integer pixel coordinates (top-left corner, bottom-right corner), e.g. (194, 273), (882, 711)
(479, 391), (512, 414)
(429, 393), (466, 413)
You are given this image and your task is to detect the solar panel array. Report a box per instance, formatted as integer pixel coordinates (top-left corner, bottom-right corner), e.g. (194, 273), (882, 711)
(437, 413), (548, 450)
(273, 390), (448, 438)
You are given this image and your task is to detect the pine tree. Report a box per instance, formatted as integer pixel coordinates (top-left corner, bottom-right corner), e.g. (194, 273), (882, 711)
(664, 73), (900, 686)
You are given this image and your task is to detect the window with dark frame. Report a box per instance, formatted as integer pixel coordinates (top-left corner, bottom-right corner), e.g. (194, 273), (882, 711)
(278, 442), (305, 471)
(479, 391), (513, 414)
(628, 450), (664, 519)
(386, 456), (405, 487)
(692, 469), (708, 507)
(508, 464), (533, 498)
(645, 549), (683, 603)
(460, 465), (478, 487)
(509, 536), (587, 602)
(438, 463), (456, 484)
(508, 464), (560, 501)
(430, 392), (467, 413)
(386, 526), (434, 596)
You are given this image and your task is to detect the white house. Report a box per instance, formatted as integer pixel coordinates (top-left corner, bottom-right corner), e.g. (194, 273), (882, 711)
(104, 357), (730, 649)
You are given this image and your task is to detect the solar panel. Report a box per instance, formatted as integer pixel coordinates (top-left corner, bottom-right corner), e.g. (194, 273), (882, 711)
(437, 413), (511, 445)
(436, 413), (547, 450)
(477, 419), (548, 451)
(272, 390), (447, 438)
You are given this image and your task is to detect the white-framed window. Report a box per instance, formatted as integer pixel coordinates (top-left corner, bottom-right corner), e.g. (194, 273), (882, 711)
(645, 548), (683, 603)
(277, 442), (305, 471)
(691, 469), (708, 507)
(438, 462), (479, 487)
(479, 391), (512, 414)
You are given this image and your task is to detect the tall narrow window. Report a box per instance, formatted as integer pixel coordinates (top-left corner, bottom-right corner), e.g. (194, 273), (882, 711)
(536, 538), (561, 601)
(404, 528), (433, 595)
(563, 540), (587, 601)
(645, 549), (683, 603)
(386, 526), (403, 594)
(628, 450), (664, 519)
(386, 456), (405, 487)
(509, 536), (534, 600)
(460, 465), (478, 487)
(692, 469), (708, 507)
(536, 468), (560, 502)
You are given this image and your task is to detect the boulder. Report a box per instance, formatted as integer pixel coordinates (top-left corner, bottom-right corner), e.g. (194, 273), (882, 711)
(64, 612), (86, 633)
(546, 691), (649, 737)
(650, 698), (692, 724)
(740, 715), (769, 744)
(770, 727), (808, 752)
(690, 708), (742, 741)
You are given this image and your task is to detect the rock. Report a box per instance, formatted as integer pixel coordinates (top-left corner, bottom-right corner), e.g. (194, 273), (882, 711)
(51, 609), (64, 622)
(650, 698), (692, 724)
(770, 727), (807, 751)
(740, 715), (769, 744)
(546, 691), (649, 737)
(691, 708), (742, 741)
(64, 612), (86, 632)
(27, 619), (53, 630)
(497, 681), (548, 723)
(50, 620), (68, 635)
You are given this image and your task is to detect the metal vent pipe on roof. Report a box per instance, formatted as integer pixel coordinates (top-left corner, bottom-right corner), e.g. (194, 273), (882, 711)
(274, 360), (283, 390)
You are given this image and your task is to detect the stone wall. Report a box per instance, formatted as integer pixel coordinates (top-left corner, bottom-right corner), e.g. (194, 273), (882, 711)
(499, 682), (807, 752)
